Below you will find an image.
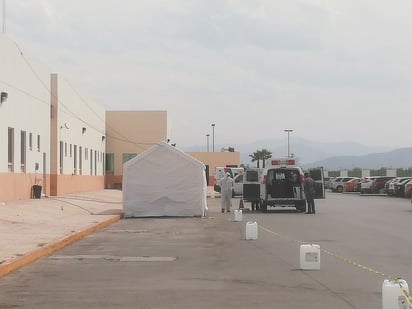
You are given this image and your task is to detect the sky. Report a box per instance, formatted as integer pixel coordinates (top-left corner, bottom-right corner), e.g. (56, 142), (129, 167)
(4, 0), (412, 150)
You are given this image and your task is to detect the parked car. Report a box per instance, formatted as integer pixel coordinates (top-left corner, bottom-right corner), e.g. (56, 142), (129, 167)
(344, 178), (361, 192)
(360, 176), (381, 194)
(384, 178), (397, 195)
(331, 177), (357, 193)
(326, 177), (337, 190)
(388, 177), (410, 196)
(370, 176), (396, 194)
(404, 180), (412, 198)
(323, 177), (332, 189)
(393, 177), (412, 197)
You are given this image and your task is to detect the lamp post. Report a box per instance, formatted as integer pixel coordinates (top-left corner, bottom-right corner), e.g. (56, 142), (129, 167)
(284, 129), (293, 157)
(206, 134), (210, 152)
(211, 123), (215, 152)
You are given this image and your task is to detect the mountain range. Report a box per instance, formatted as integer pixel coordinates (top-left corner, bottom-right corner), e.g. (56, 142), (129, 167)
(182, 137), (412, 170)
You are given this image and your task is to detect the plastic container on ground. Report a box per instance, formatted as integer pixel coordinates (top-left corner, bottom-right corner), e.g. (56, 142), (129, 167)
(300, 244), (320, 270)
(382, 279), (409, 309)
(245, 221), (258, 240)
(234, 209), (243, 222)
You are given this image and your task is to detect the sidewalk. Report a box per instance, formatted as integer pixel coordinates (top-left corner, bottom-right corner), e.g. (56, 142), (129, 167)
(0, 189), (124, 278)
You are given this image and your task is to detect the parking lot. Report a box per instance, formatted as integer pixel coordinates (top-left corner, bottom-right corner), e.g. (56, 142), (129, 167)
(0, 191), (411, 308)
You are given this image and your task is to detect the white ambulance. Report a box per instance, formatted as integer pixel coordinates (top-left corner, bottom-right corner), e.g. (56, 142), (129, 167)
(261, 158), (325, 212)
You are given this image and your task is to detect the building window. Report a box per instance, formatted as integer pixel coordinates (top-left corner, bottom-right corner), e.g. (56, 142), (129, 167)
(90, 149), (93, 174)
(94, 150), (97, 175)
(65, 142), (67, 157)
(85, 148), (88, 160)
(29, 133), (33, 151)
(8, 127), (14, 172)
(122, 153), (137, 164)
(20, 131), (26, 173)
(79, 146), (82, 175)
(70, 144), (72, 157)
(37, 134), (40, 152)
(59, 141), (63, 174)
(105, 153), (114, 174)
(73, 145), (77, 174)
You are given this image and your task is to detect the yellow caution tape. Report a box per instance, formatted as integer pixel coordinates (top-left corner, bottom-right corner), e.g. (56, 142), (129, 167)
(258, 223), (412, 305)
(396, 280), (412, 307)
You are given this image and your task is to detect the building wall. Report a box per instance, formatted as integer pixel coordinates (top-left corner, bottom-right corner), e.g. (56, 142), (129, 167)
(0, 34), (51, 201)
(187, 152), (241, 185)
(105, 111), (167, 188)
(0, 34), (106, 201)
(51, 74), (106, 195)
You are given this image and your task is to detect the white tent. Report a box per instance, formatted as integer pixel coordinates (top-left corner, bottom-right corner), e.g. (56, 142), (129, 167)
(123, 142), (208, 217)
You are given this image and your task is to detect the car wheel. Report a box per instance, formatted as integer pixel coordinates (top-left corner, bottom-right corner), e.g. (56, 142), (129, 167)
(337, 186), (343, 193)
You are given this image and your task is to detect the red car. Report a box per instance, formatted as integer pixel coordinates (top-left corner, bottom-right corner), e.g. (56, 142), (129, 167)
(344, 178), (361, 192)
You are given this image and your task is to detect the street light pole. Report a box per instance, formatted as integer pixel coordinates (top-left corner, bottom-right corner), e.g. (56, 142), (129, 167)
(206, 134), (210, 152)
(211, 123), (215, 152)
(284, 129), (293, 157)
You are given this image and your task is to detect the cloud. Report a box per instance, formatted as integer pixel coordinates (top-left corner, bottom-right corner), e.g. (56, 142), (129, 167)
(5, 0), (412, 149)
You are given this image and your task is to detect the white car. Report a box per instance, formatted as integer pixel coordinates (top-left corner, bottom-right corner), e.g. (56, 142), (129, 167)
(331, 177), (357, 193)
(360, 176), (380, 194)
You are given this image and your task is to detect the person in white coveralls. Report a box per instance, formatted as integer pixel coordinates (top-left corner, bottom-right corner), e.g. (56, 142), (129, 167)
(220, 172), (234, 213)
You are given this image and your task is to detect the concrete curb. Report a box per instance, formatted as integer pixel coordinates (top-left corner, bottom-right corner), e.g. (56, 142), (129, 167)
(0, 214), (122, 278)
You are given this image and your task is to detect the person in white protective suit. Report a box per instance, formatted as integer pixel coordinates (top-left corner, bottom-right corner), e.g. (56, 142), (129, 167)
(220, 172), (234, 213)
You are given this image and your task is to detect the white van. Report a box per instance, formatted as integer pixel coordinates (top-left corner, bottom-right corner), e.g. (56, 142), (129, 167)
(261, 158), (325, 212)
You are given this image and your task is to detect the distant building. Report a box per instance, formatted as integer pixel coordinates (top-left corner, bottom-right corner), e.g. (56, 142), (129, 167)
(105, 111), (167, 189)
(188, 152), (240, 186)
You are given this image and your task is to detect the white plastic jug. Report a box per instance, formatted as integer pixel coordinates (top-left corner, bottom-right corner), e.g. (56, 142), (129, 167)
(382, 279), (409, 309)
(300, 244), (320, 270)
(234, 209), (243, 222)
(245, 221), (258, 240)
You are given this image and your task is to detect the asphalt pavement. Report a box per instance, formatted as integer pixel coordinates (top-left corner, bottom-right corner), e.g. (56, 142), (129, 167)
(0, 187), (224, 278)
(1, 190), (410, 308)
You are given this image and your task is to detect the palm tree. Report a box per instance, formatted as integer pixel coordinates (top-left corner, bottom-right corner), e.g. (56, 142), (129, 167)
(249, 149), (272, 168)
(260, 149), (272, 168)
(249, 151), (261, 168)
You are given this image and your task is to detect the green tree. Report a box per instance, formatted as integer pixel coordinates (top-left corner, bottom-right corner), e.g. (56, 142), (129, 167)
(249, 151), (261, 168)
(249, 149), (272, 168)
(260, 148), (272, 168)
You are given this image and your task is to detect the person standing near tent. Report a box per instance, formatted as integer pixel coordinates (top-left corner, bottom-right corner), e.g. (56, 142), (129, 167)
(220, 172), (234, 213)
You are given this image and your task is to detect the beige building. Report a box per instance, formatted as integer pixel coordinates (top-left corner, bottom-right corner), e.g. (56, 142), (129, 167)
(104, 110), (241, 189)
(188, 152), (240, 186)
(105, 111), (168, 189)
